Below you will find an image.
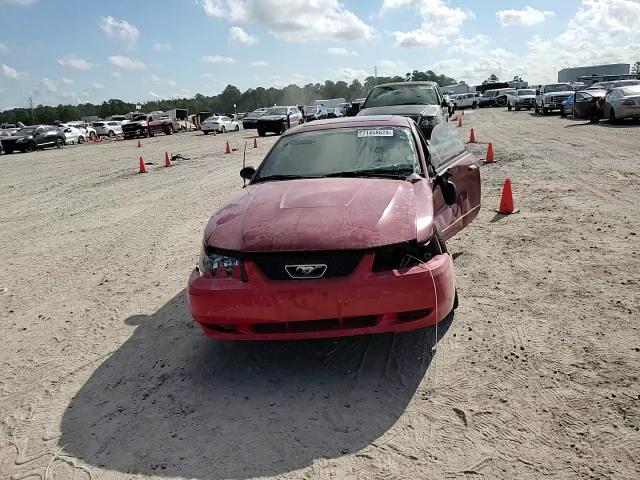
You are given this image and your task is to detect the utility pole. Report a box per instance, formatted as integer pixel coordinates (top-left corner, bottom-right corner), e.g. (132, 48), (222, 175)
(28, 96), (36, 124)
(374, 65), (378, 86)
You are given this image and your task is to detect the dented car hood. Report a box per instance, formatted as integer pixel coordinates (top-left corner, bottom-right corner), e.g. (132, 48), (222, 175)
(205, 178), (434, 252)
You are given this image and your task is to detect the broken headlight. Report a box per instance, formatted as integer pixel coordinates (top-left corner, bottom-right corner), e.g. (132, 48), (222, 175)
(198, 245), (242, 276)
(372, 239), (442, 272)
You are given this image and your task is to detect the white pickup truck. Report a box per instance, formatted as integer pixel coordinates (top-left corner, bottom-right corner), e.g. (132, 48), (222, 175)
(535, 83), (575, 115)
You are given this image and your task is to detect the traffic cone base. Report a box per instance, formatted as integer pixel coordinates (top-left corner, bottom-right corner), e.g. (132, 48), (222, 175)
(138, 156), (147, 173)
(484, 143), (495, 164)
(496, 178), (518, 214)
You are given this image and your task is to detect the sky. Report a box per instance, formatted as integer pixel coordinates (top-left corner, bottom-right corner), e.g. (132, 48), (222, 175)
(0, 0), (639, 110)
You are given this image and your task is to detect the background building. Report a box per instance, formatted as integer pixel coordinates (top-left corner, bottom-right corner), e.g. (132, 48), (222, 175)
(558, 63), (630, 83)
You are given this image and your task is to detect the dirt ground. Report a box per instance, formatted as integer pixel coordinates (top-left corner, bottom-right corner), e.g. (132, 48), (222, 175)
(1, 110), (638, 480)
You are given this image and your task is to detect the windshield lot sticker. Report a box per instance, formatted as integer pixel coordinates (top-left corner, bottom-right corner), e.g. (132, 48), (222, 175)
(358, 129), (394, 137)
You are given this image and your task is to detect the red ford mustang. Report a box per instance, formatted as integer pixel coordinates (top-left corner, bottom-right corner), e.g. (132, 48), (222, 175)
(188, 115), (481, 340)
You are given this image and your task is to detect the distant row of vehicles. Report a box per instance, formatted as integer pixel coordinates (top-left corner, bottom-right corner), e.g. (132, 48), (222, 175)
(240, 103), (346, 136)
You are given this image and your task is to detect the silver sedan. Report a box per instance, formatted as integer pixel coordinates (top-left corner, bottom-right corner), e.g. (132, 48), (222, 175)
(605, 85), (640, 123)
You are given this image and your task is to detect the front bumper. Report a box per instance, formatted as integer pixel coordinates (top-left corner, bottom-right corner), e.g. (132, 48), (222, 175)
(242, 119), (258, 129)
(257, 120), (285, 132)
(188, 252), (455, 340)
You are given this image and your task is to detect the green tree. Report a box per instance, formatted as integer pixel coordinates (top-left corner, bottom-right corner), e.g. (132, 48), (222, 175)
(632, 62), (640, 75)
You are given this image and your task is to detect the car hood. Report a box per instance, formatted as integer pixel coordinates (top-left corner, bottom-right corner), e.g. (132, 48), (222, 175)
(258, 115), (287, 121)
(517, 95), (536, 100)
(543, 91), (574, 97)
(205, 178), (433, 252)
(358, 104), (440, 117)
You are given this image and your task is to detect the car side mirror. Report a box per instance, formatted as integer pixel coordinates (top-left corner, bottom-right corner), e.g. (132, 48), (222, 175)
(240, 166), (256, 181)
(438, 177), (457, 206)
(536, 89), (540, 95)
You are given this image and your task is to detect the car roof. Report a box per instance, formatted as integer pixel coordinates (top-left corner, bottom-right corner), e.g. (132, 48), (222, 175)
(282, 115), (413, 136)
(373, 81), (438, 88)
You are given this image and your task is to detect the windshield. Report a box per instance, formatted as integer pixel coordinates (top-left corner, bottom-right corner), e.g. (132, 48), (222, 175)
(622, 85), (640, 96)
(205, 116), (220, 121)
(483, 90), (498, 98)
(254, 126), (419, 181)
(266, 107), (288, 115)
(544, 84), (573, 93)
(17, 128), (35, 135)
(250, 109), (265, 115)
(517, 89), (535, 95)
(364, 84), (439, 107)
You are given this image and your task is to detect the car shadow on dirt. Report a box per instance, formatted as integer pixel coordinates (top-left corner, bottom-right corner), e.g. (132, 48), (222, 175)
(59, 290), (451, 479)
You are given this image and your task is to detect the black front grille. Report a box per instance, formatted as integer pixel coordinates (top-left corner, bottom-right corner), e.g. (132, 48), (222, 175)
(249, 250), (363, 280)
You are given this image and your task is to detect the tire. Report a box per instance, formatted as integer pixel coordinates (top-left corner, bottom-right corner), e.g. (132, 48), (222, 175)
(221, 126), (226, 134)
(108, 130), (115, 138)
(5, 148), (13, 154)
(234, 124), (240, 132)
(257, 129), (266, 137)
(55, 138), (64, 149)
(508, 104), (512, 111)
(472, 103), (477, 109)
(78, 136), (85, 144)
(534, 103), (539, 114)
(25, 143), (36, 153)
(560, 108), (566, 118)
(541, 105), (548, 115)
(453, 290), (459, 310)
(167, 125), (174, 135)
(203, 131), (209, 135)
(609, 109), (618, 124)
(516, 104), (521, 111)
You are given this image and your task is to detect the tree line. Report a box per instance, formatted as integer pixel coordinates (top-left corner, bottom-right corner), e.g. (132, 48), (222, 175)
(0, 70), (458, 125)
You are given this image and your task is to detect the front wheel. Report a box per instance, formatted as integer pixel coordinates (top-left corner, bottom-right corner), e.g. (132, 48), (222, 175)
(55, 138), (64, 149)
(234, 124), (239, 132)
(108, 130), (115, 138)
(508, 104), (512, 111)
(609, 109), (618, 124)
(257, 129), (265, 137)
(203, 131), (209, 135)
(515, 104), (521, 111)
(25, 143), (36, 153)
(78, 136), (85, 144)
(534, 103), (540, 114)
(560, 108), (566, 118)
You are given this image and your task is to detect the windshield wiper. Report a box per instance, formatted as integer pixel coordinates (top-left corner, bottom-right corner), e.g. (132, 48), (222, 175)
(325, 165), (415, 179)
(252, 174), (320, 184)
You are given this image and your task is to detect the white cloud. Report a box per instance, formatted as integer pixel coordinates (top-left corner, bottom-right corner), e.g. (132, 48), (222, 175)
(497, 6), (555, 27)
(199, 0), (374, 41)
(60, 77), (73, 84)
(57, 56), (93, 70)
(148, 91), (161, 99)
(152, 43), (172, 51)
(150, 74), (177, 86)
(229, 26), (257, 45)
(382, 0), (471, 47)
(327, 47), (357, 56)
(0, 43), (8, 54)
(202, 54), (235, 64)
(250, 60), (269, 67)
(201, 73), (217, 79)
(111, 72), (122, 79)
(36, 78), (58, 93)
(0, 0), (38, 5)
(2, 63), (24, 80)
(378, 59), (408, 76)
(108, 55), (145, 70)
(91, 82), (104, 89)
(336, 67), (370, 81)
(99, 16), (139, 49)
(448, 34), (491, 55)
(59, 91), (80, 103)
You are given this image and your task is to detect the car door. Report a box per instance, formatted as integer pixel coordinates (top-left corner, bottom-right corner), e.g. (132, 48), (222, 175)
(34, 126), (49, 146)
(574, 92), (592, 117)
(418, 122), (481, 239)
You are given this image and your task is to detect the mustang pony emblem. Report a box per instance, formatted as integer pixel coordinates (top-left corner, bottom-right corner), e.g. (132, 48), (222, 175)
(285, 264), (328, 279)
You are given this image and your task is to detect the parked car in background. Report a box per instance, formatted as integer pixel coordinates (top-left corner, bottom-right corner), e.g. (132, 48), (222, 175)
(453, 93), (480, 110)
(495, 89), (516, 107)
(68, 122), (96, 140)
(605, 85), (640, 123)
(589, 79), (640, 91)
(535, 83), (574, 115)
(357, 81), (448, 139)
(561, 89), (608, 119)
(242, 108), (268, 129)
(507, 89), (536, 111)
(0, 125), (65, 153)
(443, 94), (455, 116)
(256, 106), (303, 136)
(92, 121), (123, 137)
(202, 115), (240, 134)
(303, 105), (328, 122)
(327, 107), (344, 119)
(189, 115), (481, 340)
(58, 124), (86, 144)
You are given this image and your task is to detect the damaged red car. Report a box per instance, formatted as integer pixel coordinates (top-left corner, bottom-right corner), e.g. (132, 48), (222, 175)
(188, 115), (481, 340)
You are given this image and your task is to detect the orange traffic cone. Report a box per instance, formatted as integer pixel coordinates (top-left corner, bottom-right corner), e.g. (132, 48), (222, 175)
(458, 116), (463, 127)
(461, 110), (464, 116)
(137, 139), (142, 148)
(164, 151), (171, 167)
(484, 143), (495, 164)
(496, 178), (519, 214)
(469, 128), (476, 143)
(225, 141), (231, 154)
(138, 156), (147, 173)
(253, 137), (258, 148)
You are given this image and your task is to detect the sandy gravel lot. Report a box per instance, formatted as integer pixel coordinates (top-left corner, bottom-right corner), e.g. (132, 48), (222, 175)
(1, 111), (638, 480)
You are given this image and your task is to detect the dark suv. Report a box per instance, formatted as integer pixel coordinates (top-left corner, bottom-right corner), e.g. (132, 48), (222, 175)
(357, 81), (449, 139)
(0, 125), (66, 153)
